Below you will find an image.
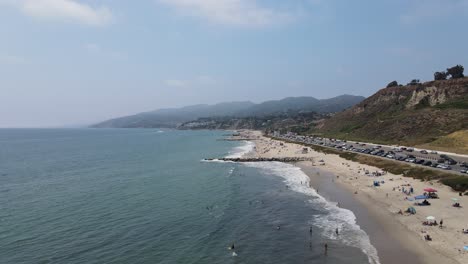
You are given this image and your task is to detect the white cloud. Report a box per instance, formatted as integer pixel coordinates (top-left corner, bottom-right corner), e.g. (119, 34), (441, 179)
(1, 0), (112, 26)
(158, 0), (294, 27)
(164, 79), (187, 87)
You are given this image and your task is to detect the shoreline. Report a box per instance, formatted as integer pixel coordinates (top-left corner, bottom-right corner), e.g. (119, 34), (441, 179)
(237, 130), (466, 264)
(297, 163), (440, 264)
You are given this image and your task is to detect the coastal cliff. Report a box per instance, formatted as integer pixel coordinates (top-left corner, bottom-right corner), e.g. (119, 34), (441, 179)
(315, 78), (468, 151)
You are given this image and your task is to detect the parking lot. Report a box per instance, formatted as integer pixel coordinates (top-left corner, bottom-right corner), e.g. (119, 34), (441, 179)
(272, 133), (468, 175)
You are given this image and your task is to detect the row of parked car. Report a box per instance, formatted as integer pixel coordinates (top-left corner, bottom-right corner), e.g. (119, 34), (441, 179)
(273, 133), (468, 174)
(340, 145), (468, 173)
(345, 147), (452, 169)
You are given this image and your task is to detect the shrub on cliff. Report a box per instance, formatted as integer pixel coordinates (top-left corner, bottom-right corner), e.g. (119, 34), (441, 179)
(408, 79), (420, 85)
(434, 71), (448, 81)
(447, 65), (464, 79)
(386, 81), (399, 88)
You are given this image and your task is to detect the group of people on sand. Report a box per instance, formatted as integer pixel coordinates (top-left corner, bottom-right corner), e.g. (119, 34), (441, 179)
(423, 220), (439, 226)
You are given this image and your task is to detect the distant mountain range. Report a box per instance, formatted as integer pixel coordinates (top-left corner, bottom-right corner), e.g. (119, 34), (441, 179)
(92, 95), (365, 128)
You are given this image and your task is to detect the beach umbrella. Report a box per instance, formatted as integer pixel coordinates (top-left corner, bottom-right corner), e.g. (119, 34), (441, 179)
(451, 198), (459, 201)
(464, 246), (468, 251)
(426, 216), (435, 220)
(424, 188), (437, 192)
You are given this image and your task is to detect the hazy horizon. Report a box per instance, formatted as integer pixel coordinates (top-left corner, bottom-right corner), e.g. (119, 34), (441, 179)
(1, 0), (467, 128)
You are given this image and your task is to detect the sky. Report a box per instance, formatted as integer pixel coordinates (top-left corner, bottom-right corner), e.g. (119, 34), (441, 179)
(1, 0), (467, 127)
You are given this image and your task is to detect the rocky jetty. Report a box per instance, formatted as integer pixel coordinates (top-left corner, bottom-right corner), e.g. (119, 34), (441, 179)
(204, 157), (312, 162)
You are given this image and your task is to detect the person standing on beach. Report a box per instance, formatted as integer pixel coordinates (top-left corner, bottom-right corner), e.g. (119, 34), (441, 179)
(335, 228), (339, 236)
(309, 226), (313, 235)
(324, 243), (328, 255)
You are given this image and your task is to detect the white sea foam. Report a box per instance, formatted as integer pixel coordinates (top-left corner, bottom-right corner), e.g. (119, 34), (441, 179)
(225, 141), (255, 158)
(242, 161), (381, 264)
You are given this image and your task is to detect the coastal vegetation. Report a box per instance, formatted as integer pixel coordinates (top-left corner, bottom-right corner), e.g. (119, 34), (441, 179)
(434, 65), (464, 81)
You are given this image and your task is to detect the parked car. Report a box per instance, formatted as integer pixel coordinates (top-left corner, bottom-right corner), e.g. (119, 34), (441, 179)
(437, 164), (451, 170)
(416, 159), (425, 164)
(420, 150), (428, 154)
(430, 151), (438, 154)
(423, 161), (432, 166)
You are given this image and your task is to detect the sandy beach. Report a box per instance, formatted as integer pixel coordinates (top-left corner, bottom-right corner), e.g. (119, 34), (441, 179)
(238, 130), (468, 264)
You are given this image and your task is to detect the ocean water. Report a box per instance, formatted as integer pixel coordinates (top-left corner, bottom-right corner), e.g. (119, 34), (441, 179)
(0, 129), (379, 264)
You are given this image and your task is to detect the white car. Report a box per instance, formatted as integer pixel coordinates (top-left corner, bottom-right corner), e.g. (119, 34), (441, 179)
(437, 164), (451, 170)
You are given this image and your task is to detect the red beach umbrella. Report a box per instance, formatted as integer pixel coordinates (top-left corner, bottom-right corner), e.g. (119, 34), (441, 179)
(424, 188), (437, 192)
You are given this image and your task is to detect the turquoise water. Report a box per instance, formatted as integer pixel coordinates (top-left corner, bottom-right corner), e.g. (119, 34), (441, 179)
(0, 129), (377, 263)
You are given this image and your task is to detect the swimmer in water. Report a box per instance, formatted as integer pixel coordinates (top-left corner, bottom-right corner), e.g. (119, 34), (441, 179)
(324, 243), (328, 255)
(335, 228), (339, 235)
(309, 226), (312, 235)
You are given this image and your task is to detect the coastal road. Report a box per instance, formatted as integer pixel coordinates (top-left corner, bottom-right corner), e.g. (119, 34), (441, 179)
(273, 134), (468, 175)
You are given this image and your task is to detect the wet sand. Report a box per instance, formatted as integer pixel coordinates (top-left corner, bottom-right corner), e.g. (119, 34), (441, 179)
(298, 163), (428, 264)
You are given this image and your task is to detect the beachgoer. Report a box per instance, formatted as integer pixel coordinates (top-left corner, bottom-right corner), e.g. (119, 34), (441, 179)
(324, 243), (328, 255)
(335, 228), (339, 235)
(309, 227), (313, 235)
(440, 219), (443, 228)
(277, 225), (281, 230)
(231, 243), (235, 250)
